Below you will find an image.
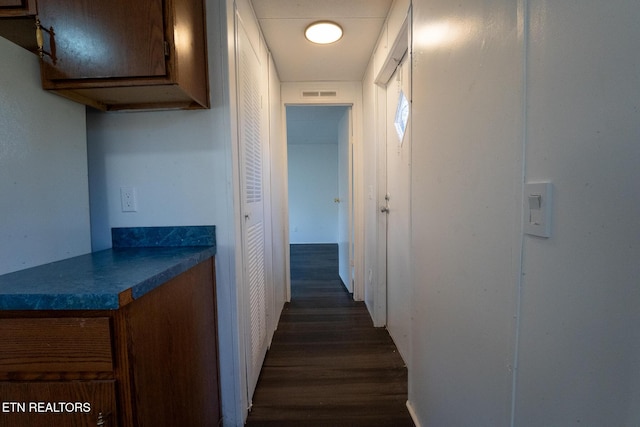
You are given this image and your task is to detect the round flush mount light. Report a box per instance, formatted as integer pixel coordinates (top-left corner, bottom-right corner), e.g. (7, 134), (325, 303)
(305, 21), (343, 44)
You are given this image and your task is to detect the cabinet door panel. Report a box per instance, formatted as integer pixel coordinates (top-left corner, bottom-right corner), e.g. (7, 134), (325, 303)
(0, 0), (35, 15)
(38, 0), (166, 80)
(124, 259), (220, 426)
(0, 0), (25, 7)
(0, 380), (116, 426)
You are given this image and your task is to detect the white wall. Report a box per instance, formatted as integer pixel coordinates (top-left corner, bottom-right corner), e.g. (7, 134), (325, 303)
(409, 0), (523, 424)
(287, 143), (338, 243)
(87, 109), (219, 249)
(286, 106), (340, 244)
(514, 0), (640, 424)
(407, 0), (640, 426)
(0, 37), (91, 275)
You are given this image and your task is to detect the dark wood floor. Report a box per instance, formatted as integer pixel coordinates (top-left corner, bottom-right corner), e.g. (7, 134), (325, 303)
(245, 244), (414, 426)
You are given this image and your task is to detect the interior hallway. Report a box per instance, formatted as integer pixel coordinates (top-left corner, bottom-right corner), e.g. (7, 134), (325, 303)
(245, 244), (414, 426)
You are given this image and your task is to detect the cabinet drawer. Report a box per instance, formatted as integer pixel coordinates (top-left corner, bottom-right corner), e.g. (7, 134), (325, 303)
(0, 0), (24, 7)
(0, 380), (116, 426)
(0, 318), (113, 376)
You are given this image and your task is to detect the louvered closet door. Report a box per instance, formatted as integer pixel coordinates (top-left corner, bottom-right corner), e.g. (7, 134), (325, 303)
(237, 18), (268, 402)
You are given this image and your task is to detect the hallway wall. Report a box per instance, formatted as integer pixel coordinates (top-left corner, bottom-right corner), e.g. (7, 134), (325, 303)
(410, 0), (523, 424)
(408, 0), (640, 425)
(514, 0), (640, 424)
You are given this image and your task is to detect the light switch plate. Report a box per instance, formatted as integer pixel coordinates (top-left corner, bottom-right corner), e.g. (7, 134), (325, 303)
(524, 182), (552, 237)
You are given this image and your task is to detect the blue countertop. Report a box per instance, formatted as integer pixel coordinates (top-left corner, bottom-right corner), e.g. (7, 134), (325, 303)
(0, 226), (216, 311)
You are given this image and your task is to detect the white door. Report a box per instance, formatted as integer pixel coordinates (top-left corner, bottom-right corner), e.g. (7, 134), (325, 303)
(338, 107), (353, 292)
(237, 17), (268, 403)
(382, 51), (412, 365)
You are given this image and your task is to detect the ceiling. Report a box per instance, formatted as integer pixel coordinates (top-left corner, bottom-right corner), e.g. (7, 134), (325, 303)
(251, 0), (393, 82)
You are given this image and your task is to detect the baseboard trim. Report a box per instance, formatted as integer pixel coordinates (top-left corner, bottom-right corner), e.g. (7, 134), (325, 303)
(407, 399), (421, 427)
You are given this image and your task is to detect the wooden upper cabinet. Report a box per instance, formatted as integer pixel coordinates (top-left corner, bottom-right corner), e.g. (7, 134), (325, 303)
(37, 0), (167, 81)
(0, 0), (209, 111)
(0, 0), (36, 15)
(0, 0), (37, 49)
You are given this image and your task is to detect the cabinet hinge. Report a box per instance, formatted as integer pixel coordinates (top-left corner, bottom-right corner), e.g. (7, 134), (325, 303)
(164, 41), (170, 57)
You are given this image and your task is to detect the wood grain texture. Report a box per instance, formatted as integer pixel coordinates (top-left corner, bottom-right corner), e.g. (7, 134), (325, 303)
(0, 317), (113, 378)
(37, 0), (166, 81)
(245, 244), (414, 426)
(0, 0), (24, 7)
(32, 0), (209, 110)
(0, 380), (116, 426)
(123, 257), (220, 427)
(0, 0), (35, 15)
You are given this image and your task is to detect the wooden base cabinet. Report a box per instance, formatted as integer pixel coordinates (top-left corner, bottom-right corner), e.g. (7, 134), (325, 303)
(0, 381), (117, 427)
(0, 258), (220, 427)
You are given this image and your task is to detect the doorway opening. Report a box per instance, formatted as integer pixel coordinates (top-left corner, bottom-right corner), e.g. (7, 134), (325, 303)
(285, 104), (354, 293)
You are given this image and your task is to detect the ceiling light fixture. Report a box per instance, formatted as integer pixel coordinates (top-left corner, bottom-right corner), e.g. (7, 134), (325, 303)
(304, 21), (343, 44)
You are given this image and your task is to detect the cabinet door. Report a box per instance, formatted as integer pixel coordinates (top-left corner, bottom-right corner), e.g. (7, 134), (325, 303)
(0, 380), (117, 426)
(0, 0), (36, 16)
(124, 259), (220, 426)
(37, 0), (166, 81)
(0, 0), (26, 7)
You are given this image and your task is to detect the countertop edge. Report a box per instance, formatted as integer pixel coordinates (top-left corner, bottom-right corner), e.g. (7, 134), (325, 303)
(126, 247), (216, 303)
(0, 246), (216, 311)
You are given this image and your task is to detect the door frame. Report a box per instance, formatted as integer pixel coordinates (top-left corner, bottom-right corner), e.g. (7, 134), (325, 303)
(373, 11), (411, 327)
(280, 81), (365, 302)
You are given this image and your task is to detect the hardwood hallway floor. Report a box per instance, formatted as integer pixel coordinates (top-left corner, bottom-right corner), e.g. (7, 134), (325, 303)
(245, 244), (414, 426)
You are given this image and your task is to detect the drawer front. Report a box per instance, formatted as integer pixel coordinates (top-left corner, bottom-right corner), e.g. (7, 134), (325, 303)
(0, 380), (117, 426)
(0, 0), (25, 7)
(0, 318), (113, 376)
(0, 0), (27, 9)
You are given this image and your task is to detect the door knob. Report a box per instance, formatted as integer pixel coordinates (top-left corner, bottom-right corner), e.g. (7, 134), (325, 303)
(380, 206), (390, 213)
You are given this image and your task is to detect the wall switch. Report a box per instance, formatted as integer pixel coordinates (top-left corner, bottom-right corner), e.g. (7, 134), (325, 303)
(528, 194), (541, 210)
(524, 182), (552, 237)
(120, 187), (138, 212)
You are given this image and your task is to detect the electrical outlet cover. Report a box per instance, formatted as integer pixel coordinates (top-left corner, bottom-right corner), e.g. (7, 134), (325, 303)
(120, 187), (138, 212)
